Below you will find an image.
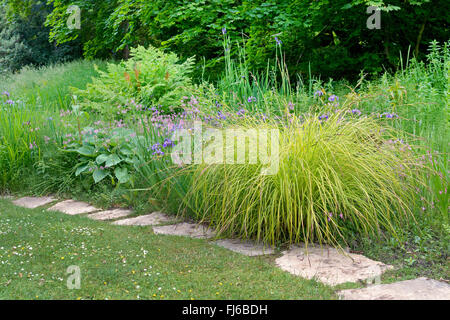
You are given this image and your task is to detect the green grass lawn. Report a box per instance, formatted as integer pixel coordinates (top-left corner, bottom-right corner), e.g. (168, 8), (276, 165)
(0, 199), (336, 300)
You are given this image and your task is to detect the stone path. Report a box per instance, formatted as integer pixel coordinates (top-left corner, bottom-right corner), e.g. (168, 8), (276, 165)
(4, 195), (450, 300)
(49, 200), (100, 215)
(275, 245), (393, 286)
(88, 209), (133, 221)
(153, 222), (216, 239)
(112, 212), (174, 226)
(339, 277), (450, 300)
(214, 239), (275, 256)
(12, 196), (56, 209)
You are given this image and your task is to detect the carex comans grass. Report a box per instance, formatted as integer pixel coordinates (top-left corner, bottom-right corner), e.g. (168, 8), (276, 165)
(181, 110), (427, 248)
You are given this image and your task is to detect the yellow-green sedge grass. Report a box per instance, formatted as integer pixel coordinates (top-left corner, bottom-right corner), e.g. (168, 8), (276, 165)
(181, 111), (426, 247)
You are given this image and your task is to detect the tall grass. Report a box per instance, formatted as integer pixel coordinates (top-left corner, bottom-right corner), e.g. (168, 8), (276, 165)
(0, 59), (107, 111)
(0, 100), (44, 188)
(0, 60), (105, 192)
(210, 37), (448, 223)
(214, 33), (315, 116)
(181, 113), (425, 246)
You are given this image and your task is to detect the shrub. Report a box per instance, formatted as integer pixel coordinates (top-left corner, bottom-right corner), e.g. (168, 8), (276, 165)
(73, 46), (195, 116)
(66, 126), (140, 185)
(182, 111), (424, 246)
(0, 2), (80, 73)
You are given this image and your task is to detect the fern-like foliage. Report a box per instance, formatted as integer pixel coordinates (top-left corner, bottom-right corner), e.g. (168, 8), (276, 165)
(73, 45), (195, 116)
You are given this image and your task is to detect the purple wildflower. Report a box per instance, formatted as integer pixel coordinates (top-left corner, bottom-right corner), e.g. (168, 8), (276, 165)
(314, 90), (323, 97)
(217, 111), (227, 120)
(380, 112), (398, 119)
(2, 91), (10, 97)
(153, 149), (164, 156)
(247, 96), (256, 103)
(163, 139), (174, 148)
(222, 27), (227, 35)
(274, 37), (282, 46)
(351, 109), (361, 115)
(29, 142), (37, 150)
(151, 143), (161, 151)
(327, 212), (333, 221)
(328, 95), (339, 102)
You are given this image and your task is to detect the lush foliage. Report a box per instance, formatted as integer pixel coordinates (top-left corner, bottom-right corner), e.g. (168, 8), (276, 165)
(40, 0), (450, 79)
(0, 1), (80, 72)
(0, 94), (44, 188)
(0, 60), (105, 189)
(0, 59), (107, 110)
(73, 46), (195, 116)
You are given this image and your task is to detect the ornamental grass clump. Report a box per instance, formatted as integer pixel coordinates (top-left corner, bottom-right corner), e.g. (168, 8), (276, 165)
(184, 111), (424, 246)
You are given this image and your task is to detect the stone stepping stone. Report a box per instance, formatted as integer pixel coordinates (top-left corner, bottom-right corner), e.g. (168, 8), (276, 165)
(153, 222), (216, 239)
(338, 277), (450, 300)
(87, 209), (133, 221)
(12, 196), (56, 209)
(48, 200), (100, 215)
(275, 245), (393, 286)
(112, 212), (174, 226)
(214, 239), (275, 256)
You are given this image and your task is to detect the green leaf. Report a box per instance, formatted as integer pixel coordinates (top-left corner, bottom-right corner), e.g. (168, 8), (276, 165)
(105, 154), (122, 167)
(120, 147), (133, 156)
(96, 154), (109, 164)
(93, 169), (109, 183)
(76, 145), (96, 157)
(75, 163), (89, 176)
(114, 167), (130, 184)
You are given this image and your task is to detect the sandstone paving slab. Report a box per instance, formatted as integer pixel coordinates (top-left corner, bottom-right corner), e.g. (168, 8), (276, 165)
(214, 239), (275, 256)
(112, 212), (174, 226)
(153, 222), (216, 239)
(12, 196), (56, 209)
(48, 200), (100, 215)
(338, 277), (450, 300)
(275, 245), (393, 286)
(87, 209), (133, 221)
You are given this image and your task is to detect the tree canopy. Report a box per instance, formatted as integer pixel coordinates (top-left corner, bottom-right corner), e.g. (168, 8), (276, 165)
(1, 0), (449, 78)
